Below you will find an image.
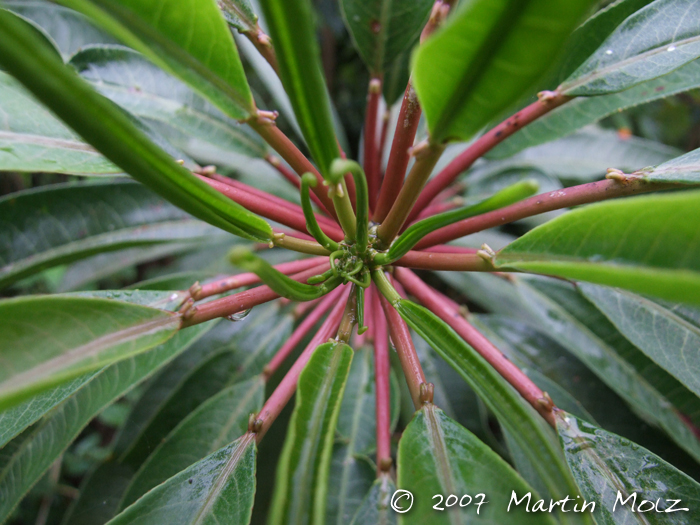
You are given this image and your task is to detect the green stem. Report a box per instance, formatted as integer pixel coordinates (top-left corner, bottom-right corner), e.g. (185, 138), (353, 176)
(330, 159), (369, 253)
(330, 178), (357, 241)
(301, 173), (340, 251)
(371, 269), (401, 305)
(336, 286), (359, 343)
(272, 233), (330, 256)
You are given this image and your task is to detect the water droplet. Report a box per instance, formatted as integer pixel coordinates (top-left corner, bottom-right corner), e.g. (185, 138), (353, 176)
(667, 45), (676, 52)
(169, 293), (179, 301)
(605, 49), (613, 55)
(227, 308), (252, 322)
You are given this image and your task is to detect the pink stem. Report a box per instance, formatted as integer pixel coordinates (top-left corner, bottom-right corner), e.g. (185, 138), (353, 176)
(263, 287), (343, 379)
(364, 78), (382, 211)
(254, 286), (351, 441)
(373, 290), (392, 472)
(408, 93), (571, 222)
(194, 257), (326, 300)
(210, 174), (340, 233)
(182, 263), (329, 326)
(423, 245), (477, 254)
(378, 283), (427, 409)
(196, 174), (345, 241)
(373, 80), (421, 222)
(407, 198), (461, 227)
(394, 267), (556, 426)
(415, 178), (680, 249)
(293, 297), (323, 318)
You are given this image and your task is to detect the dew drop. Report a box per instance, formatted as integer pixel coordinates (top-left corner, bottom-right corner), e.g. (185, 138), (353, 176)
(169, 293), (179, 301)
(605, 49), (613, 55)
(227, 308), (252, 322)
(667, 45), (676, 52)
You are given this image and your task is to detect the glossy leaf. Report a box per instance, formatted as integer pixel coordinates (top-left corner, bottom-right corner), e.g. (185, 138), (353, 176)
(0, 290), (189, 449)
(55, 0), (254, 119)
(398, 404), (556, 524)
(395, 299), (592, 525)
(557, 412), (700, 524)
(269, 342), (354, 525)
(109, 434), (257, 525)
(258, 0), (341, 177)
(496, 190), (700, 304)
(561, 0), (700, 95)
(339, 0), (432, 74)
(0, 71), (118, 175)
(490, 59), (700, 159)
(121, 377), (264, 508)
(412, 0), (594, 142)
(326, 348), (377, 524)
(0, 9), (272, 241)
(580, 283), (700, 398)
(219, 0), (258, 33)
(115, 302), (291, 466)
(0, 324), (213, 522)
(0, 181), (220, 289)
(634, 146), (700, 184)
(349, 474), (396, 525)
(0, 295), (180, 410)
(71, 46), (268, 161)
(515, 277), (700, 460)
(4, 0), (117, 59)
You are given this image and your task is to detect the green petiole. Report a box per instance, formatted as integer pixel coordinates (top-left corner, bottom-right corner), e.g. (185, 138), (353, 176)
(330, 159), (369, 253)
(301, 173), (340, 252)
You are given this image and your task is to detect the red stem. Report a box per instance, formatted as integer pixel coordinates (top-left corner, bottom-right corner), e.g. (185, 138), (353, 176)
(378, 285), (427, 409)
(263, 287), (343, 379)
(373, 80), (422, 222)
(266, 154), (332, 216)
(197, 174), (344, 241)
(394, 267), (555, 426)
(182, 263), (329, 325)
(194, 257), (326, 300)
(210, 174), (340, 233)
(372, 290), (392, 473)
(254, 286), (351, 441)
(423, 245), (477, 254)
(415, 178), (680, 249)
(364, 77), (382, 211)
(395, 250), (494, 272)
(378, 109), (390, 170)
(408, 93), (571, 222)
(248, 116), (337, 217)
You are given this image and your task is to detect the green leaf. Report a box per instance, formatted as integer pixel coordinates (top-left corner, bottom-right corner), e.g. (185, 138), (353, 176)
(557, 412), (700, 524)
(70, 46), (268, 161)
(339, 0), (432, 74)
(0, 9), (272, 242)
(350, 474), (396, 525)
(0, 71), (119, 175)
(258, 0), (341, 177)
(0, 181), (220, 289)
(219, 0), (258, 33)
(397, 404), (556, 525)
(395, 300), (592, 525)
(108, 434), (257, 525)
(580, 283), (700, 399)
(55, 0), (254, 119)
(269, 342), (354, 525)
(634, 146), (700, 184)
(514, 277), (700, 461)
(551, 0), (656, 85)
(0, 295), (181, 410)
(561, 0), (700, 95)
(412, 0), (594, 143)
(0, 323), (213, 522)
(495, 190), (700, 304)
(115, 302), (292, 466)
(490, 59), (700, 159)
(121, 377), (264, 508)
(326, 348), (377, 524)
(0, 290), (190, 448)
